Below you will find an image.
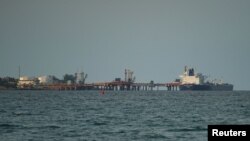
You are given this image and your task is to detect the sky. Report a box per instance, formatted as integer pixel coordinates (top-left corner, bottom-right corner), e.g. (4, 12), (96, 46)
(0, 0), (250, 90)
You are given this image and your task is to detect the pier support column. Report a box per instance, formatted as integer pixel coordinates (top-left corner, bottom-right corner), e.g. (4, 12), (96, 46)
(150, 86), (153, 91)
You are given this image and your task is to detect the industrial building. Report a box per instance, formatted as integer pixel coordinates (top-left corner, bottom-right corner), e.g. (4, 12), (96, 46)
(17, 76), (39, 89)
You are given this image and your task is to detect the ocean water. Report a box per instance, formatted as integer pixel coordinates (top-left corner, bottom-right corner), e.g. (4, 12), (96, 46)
(0, 90), (249, 141)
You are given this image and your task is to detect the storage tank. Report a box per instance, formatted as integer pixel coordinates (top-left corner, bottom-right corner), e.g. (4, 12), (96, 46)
(38, 75), (53, 84)
(19, 76), (29, 81)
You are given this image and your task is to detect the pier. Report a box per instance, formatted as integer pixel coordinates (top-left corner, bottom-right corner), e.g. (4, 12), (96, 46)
(37, 81), (181, 91)
(17, 69), (182, 91)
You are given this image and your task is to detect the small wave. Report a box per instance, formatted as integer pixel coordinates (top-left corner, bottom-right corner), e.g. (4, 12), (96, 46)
(143, 133), (167, 139)
(93, 122), (108, 126)
(0, 109), (7, 113)
(0, 123), (21, 129)
(116, 130), (126, 133)
(240, 104), (247, 108)
(42, 125), (61, 129)
(0, 123), (17, 127)
(23, 125), (61, 130)
(12, 111), (32, 116)
(0, 123), (23, 134)
(168, 126), (207, 132)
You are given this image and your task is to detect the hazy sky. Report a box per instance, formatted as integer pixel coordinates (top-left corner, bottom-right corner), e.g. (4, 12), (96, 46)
(0, 0), (250, 90)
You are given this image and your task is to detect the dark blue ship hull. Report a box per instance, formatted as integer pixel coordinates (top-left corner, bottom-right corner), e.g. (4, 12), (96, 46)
(179, 83), (233, 91)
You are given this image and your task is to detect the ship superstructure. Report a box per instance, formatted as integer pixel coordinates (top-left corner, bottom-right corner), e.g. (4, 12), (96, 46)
(179, 66), (205, 85)
(178, 66), (233, 91)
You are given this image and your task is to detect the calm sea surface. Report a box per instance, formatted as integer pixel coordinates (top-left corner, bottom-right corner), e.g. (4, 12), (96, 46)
(0, 90), (249, 141)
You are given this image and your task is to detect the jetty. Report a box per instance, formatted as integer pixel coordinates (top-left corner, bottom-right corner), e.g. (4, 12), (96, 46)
(37, 81), (181, 91)
(17, 69), (181, 91)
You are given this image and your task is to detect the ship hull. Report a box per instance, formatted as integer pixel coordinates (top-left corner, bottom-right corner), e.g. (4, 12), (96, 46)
(179, 84), (233, 91)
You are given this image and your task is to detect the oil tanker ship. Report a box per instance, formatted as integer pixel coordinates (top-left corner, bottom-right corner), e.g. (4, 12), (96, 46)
(178, 66), (233, 91)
